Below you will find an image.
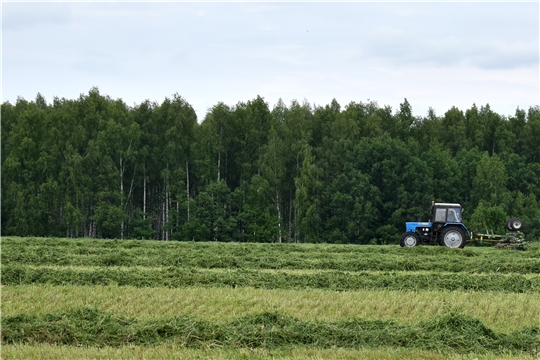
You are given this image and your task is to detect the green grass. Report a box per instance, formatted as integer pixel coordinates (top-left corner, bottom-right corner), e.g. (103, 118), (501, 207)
(2, 307), (539, 354)
(3, 264), (540, 292)
(2, 237), (539, 358)
(3, 237), (539, 274)
(3, 285), (539, 332)
(5, 343), (528, 360)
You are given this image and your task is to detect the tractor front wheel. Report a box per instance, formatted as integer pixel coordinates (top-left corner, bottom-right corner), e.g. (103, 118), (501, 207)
(440, 226), (466, 249)
(400, 233), (420, 247)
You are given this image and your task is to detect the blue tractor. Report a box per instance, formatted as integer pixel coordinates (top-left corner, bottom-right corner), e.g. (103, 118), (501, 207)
(400, 202), (467, 248)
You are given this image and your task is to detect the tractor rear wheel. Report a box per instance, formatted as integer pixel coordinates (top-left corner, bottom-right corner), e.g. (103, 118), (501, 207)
(400, 233), (419, 247)
(440, 226), (466, 249)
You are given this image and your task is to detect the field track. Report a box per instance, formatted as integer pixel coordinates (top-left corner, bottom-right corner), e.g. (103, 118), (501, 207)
(2, 237), (539, 359)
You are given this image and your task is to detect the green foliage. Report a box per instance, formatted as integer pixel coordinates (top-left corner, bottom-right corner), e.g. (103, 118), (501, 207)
(129, 209), (154, 240)
(1, 90), (539, 243)
(93, 192), (125, 238)
(472, 152), (510, 208)
(327, 137), (433, 243)
(421, 142), (461, 202)
(470, 201), (508, 233)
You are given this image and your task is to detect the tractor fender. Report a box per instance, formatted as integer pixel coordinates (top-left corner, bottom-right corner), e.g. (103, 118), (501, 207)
(444, 222), (467, 232)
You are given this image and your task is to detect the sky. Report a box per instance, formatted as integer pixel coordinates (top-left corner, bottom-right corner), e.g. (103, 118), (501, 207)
(2, 2), (539, 121)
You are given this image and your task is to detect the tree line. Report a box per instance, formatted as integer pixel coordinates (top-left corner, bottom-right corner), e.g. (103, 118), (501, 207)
(2, 88), (539, 243)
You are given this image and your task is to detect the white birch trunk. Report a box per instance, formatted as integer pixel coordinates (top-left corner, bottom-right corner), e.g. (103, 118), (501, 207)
(143, 172), (146, 220)
(288, 195), (292, 243)
(217, 125), (222, 182)
(120, 155), (124, 239)
(276, 189), (282, 243)
(186, 160), (190, 221)
(217, 151), (221, 182)
(162, 183), (165, 240)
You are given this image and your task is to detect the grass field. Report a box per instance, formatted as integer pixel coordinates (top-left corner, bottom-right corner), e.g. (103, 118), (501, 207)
(5, 343), (527, 360)
(2, 237), (539, 359)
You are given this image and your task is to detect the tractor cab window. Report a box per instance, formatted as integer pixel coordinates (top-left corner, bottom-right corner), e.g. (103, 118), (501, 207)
(434, 208), (446, 222)
(447, 208), (461, 222)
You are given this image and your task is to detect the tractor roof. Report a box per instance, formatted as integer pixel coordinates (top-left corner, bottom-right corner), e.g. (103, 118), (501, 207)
(434, 203), (461, 207)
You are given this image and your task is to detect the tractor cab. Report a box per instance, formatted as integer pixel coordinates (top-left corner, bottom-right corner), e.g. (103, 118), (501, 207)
(431, 203), (463, 231)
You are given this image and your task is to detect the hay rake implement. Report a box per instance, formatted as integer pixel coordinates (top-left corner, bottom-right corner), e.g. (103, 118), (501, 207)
(468, 230), (528, 250)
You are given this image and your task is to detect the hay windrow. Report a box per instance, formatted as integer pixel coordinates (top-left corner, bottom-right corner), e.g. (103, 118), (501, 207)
(3, 285), (539, 332)
(3, 237), (539, 274)
(2, 307), (538, 354)
(3, 264), (539, 292)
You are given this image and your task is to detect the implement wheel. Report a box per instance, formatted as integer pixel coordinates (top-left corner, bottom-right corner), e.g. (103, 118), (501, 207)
(400, 233), (419, 247)
(509, 218), (523, 231)
(440, 226), (466, 249)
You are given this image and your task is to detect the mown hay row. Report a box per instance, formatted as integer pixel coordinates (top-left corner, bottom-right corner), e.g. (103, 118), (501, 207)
(4, 285), (539, 331)
(3, 238), (540, 274)
(2, 307), (539, 354)
(6, 237), (538, 255)
(3, 265), (540, 292)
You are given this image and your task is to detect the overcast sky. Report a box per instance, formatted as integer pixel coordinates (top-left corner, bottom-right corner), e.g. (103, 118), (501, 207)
(2, 2), (539, 121)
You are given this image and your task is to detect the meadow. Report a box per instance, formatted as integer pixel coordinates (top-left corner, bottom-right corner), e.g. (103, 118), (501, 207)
(2, 237), (539, 359)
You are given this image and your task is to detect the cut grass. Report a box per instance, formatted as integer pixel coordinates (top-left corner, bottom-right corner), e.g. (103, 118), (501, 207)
(3, 237), (539, 274)
(13, 264), (540, 279)
(3, 237), (539, 358)
(4, 264), (540, 292)
(3, 343), (528, 360)
(3, 285), (539, 332)
(2, 307), (539, 354)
